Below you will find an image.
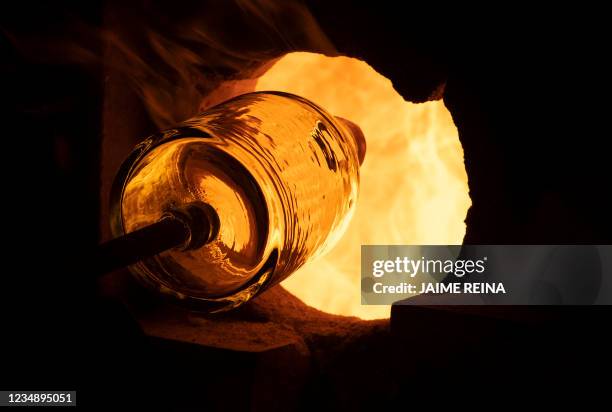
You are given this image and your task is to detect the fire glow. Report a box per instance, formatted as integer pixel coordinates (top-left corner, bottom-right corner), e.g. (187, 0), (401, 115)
(256, 52), (471, 319)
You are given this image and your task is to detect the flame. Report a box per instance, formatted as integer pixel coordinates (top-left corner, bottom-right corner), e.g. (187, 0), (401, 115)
(255, 52), (471, 319)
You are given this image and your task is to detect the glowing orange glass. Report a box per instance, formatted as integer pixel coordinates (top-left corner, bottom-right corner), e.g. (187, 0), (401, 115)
(112, 91), (362, 312)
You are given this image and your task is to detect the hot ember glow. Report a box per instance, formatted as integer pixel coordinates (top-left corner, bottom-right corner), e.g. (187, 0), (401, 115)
(256, 52), (470, 320)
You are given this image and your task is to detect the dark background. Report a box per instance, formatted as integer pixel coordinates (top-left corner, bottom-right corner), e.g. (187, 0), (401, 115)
(1, 0), (610, 409)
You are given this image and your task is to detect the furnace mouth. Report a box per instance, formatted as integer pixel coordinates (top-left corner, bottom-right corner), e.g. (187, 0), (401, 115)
(241, 52), (469, 320)
(101, 38), (468, 320)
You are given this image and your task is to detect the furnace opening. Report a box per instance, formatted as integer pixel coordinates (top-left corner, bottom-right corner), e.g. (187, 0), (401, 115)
(254, 52), (471, 320)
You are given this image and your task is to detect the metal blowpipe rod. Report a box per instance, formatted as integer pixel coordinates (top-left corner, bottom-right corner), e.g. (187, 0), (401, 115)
(94, 202), (219, 276)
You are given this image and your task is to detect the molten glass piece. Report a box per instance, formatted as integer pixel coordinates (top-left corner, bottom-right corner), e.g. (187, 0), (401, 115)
(111, 92), (362, 312)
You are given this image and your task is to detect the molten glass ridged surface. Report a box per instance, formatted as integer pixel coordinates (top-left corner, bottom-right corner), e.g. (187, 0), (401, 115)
(120, 92), (360, 310)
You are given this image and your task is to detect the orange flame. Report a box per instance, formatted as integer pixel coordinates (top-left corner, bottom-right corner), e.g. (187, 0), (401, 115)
(255, 52), (471, 319)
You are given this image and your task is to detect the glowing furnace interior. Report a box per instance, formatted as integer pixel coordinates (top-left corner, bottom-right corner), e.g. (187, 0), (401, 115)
(255, 52), (471, 320)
